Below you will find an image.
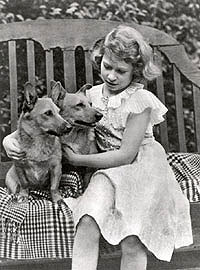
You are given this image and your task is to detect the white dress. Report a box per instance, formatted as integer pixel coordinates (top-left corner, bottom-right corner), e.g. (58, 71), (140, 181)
(64, 82), (193, 262)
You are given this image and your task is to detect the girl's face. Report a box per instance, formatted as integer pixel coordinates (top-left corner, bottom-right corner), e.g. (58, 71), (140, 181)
(101, 53), (134, 96)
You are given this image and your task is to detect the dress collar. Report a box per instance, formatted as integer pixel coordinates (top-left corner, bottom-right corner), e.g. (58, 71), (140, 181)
(101, 82), (144, 109)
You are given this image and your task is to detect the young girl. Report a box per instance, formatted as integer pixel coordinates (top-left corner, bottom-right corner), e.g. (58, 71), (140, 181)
(3, 25), (193, 269)
(63, 25), (193, 270)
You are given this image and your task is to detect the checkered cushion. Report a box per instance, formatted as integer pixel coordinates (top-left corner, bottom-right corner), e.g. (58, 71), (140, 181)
(0, 171), (83, 259)
(167, 152), (200, 202)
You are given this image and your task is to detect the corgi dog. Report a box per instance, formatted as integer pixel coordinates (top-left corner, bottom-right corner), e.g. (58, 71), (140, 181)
(5, 82), (72, 203)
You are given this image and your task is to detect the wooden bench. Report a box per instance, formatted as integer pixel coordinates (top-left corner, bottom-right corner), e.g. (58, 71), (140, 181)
(0, 19), (200, 270)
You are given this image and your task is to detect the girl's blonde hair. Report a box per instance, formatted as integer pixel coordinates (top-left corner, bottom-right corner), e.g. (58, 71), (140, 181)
(91, 25), (161, 82)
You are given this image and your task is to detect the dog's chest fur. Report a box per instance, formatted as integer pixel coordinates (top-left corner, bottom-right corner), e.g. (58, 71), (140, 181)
(61, 127), (95, 154)
(17, 130), (61, 184)
(16, 159), (50, 186)
(20, 133), (60, 160)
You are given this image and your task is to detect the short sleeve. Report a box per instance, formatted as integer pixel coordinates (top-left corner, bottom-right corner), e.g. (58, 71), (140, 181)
(126, 89), (168, 125)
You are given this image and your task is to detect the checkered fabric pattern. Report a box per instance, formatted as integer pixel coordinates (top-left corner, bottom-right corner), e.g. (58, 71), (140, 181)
(0, 171), (83, 259)
(167, 152), (200, 202)
(0, 189), (27, 225)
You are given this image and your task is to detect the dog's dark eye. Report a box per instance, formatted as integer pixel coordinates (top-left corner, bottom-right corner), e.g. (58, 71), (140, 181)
(44, 110), (53, 116)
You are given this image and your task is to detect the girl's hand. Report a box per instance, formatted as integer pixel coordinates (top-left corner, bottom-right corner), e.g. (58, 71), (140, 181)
(62, 147), (78, 166)
(2, 133), (25, 160)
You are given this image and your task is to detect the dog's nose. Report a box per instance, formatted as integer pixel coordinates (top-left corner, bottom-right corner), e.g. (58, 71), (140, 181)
(95, 111), (103, 121)
(60, 121), (73, 134)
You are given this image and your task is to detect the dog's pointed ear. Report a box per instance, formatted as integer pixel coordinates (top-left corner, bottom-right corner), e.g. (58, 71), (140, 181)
(23, 82), (38, 112)
(50, 80), (57, 89)
(77, 83), (93, 96)
(49, 80), (66, 105)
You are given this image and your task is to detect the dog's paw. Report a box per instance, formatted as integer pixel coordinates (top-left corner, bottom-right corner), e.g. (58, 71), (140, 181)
(51, 191), (63, 204)
(16, 194), (29, 203)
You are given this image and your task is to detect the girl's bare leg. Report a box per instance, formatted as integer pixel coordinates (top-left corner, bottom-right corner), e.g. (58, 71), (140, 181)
(72, 215), (100, 270)
(121, 235), (147, 270)
(71, 174), (115, 270)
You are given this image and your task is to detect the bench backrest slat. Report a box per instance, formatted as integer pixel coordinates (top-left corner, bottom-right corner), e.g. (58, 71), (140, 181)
(27, 40), (35, 84)
(63, 50), (76, 92)
(173, 65), (187, 152)
(85, 50), (94, 85)
(193, 85), (200, 152)
(8, 40), (18, 132)
(45, 50), (54, 94)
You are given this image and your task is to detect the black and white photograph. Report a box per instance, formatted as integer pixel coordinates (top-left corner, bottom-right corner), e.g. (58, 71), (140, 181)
(0, 1), (200, 269)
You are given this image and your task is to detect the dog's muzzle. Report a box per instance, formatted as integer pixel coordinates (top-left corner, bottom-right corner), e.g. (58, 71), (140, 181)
(47, 121), (72, 136)
(58, 121), (73, 135)
(73, 111), (103, 128)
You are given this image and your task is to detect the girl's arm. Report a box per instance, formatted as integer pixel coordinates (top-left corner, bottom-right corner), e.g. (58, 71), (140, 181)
(2, 130), (25, 160)
(63, 108), (151, 169)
